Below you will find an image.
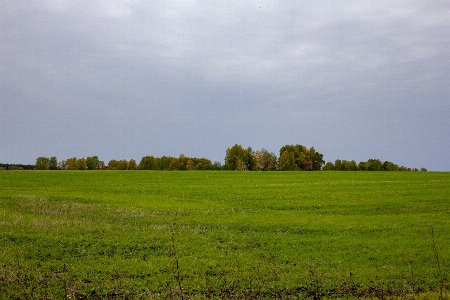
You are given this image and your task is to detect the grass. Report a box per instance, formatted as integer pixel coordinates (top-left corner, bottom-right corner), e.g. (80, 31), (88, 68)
(0, 171), (449, 299)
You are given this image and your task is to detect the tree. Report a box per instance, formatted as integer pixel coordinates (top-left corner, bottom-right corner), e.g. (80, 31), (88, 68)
(186, 159), (195, 171)
(49, 157), (58, 170)
(170, 158), (180, 170)
(210, 161), (223, 170)
(66, 157), (77, 170)
(35, 157), (49, 170)
(367, 159), (382, 171)
(383, 161), (399, 171)
(178, 154), (187, 170)
(322, 162), (335, 170)
(76, 158), (87, 170)
(117, 159), (128, 170)
(108, 159), (119, 170)
(224, 144), (246, 170)
(300, 146), (314, 170)
(194, 158), (213, 170)
(243, 147), (255, 170)
(344, 160), (358, 171)
(279, 151), (296, 171)
(86, 156), (100, 170)
(357, 161), (368, 171)
(236, 159), (245, 171)
(138, 156), (157, 170)
(253, 150), (264, 171)
(159, 156), (173, 170)
(312, 151), (325, 170)
(262, 149), (278, 170)
(334, 159), (343, 171)
(127, 159), (137, 170)
(280, 144), (324, 170)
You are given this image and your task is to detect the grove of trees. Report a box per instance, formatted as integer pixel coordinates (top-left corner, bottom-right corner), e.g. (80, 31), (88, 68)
(27, 143), (423, 171)
(322, 159), (426, 172)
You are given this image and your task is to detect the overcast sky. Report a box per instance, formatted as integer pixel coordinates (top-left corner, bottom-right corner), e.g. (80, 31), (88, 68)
(1, 1), (449, 170)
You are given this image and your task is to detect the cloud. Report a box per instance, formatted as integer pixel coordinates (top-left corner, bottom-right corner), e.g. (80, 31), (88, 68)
(1, 0), (449, 170)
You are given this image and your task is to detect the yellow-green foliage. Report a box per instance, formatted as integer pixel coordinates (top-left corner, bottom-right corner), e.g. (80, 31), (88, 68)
(0, 171), (449, 299)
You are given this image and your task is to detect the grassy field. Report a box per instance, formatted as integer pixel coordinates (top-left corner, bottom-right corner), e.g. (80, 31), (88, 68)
(0, 171), (449, 299)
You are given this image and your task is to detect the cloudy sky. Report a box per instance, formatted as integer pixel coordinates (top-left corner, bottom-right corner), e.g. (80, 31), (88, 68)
(1, 1), (449, 170)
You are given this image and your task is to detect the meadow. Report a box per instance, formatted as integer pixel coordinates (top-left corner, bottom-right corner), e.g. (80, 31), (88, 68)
(0, 171), (449, 299)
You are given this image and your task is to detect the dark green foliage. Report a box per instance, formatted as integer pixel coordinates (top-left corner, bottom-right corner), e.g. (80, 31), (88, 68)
(49, 157), (58, 170)
(327, 158), (421, 171)
(0, 163), (34, 170)
(224, 144), (247, 170)
(28, 143), (419, 173)
(279, 144), (324, 170)
(35, 157), (49, 170)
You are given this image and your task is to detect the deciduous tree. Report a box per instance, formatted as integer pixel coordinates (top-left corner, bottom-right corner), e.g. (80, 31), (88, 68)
(35, 157), (49, 170)
(76, 158), (87, 170)
(86, 156), (100, 170)
(49, 157), (58, 170)
(108, 159), (119, 170)
(224, 144), (246, 170)
(279, 151), (296, 171)
(117, 160), (128, 170)
(127, 159), (137, 170)
(138, 156), (156, 170)
(66, 157), (77, 170)
(186, 159), (195, 171)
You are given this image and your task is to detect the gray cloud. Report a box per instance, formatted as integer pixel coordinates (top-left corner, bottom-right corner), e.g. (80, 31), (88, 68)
(1, 0), (449, 170)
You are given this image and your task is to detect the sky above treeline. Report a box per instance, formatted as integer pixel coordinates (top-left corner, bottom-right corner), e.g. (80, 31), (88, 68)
(1, 1), (449, 171)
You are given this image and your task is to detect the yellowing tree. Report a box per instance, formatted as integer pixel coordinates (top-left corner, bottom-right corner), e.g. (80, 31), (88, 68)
(186, 159), (195, 171)
(127, 159), (137, 170)
(279, 151), (296, 171)
(253, 150), (264, 171)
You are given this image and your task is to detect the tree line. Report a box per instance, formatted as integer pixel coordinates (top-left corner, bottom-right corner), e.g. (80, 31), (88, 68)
(0, 163), (35, 171)
(34, 155), (221, 171)
(322, 159), (427, 172)
(19, 143), (422, 171)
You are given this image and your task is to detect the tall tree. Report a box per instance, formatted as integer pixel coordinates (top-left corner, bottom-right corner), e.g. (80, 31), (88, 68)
(322, 162), (335, 170)
(224, 144), (246, 170)
(108, 159), (119, 170)
(279, 151), (296, 171)
(66, 157), (77, 170)
(170, 158), (180, 170)
(76, 158), (87, 170)
(254, 148), (277, 171)
(253, 150), (264, 171)
(60, 160), (67, 170)
(243, 147), (255, 170)
(138, 156), (156, 170)
(86, 156), (100, 170)
(127, 159), (137, 170)
(159, 156), (173, 170)
(117, 159), (128, 170)
(312, 151), (325, 170)
(49, 157), (58, 170)
(186, 159), (195, 171)
(344, 160), (358, 171)
(334, 159), (343, 171)
(35, 157), (49, 170)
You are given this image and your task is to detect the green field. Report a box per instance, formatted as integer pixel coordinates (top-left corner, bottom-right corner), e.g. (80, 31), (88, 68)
(1, 171), (449, 299)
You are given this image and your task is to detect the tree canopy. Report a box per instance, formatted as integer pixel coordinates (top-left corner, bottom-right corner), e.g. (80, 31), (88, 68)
(25, 143), (424, 171)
